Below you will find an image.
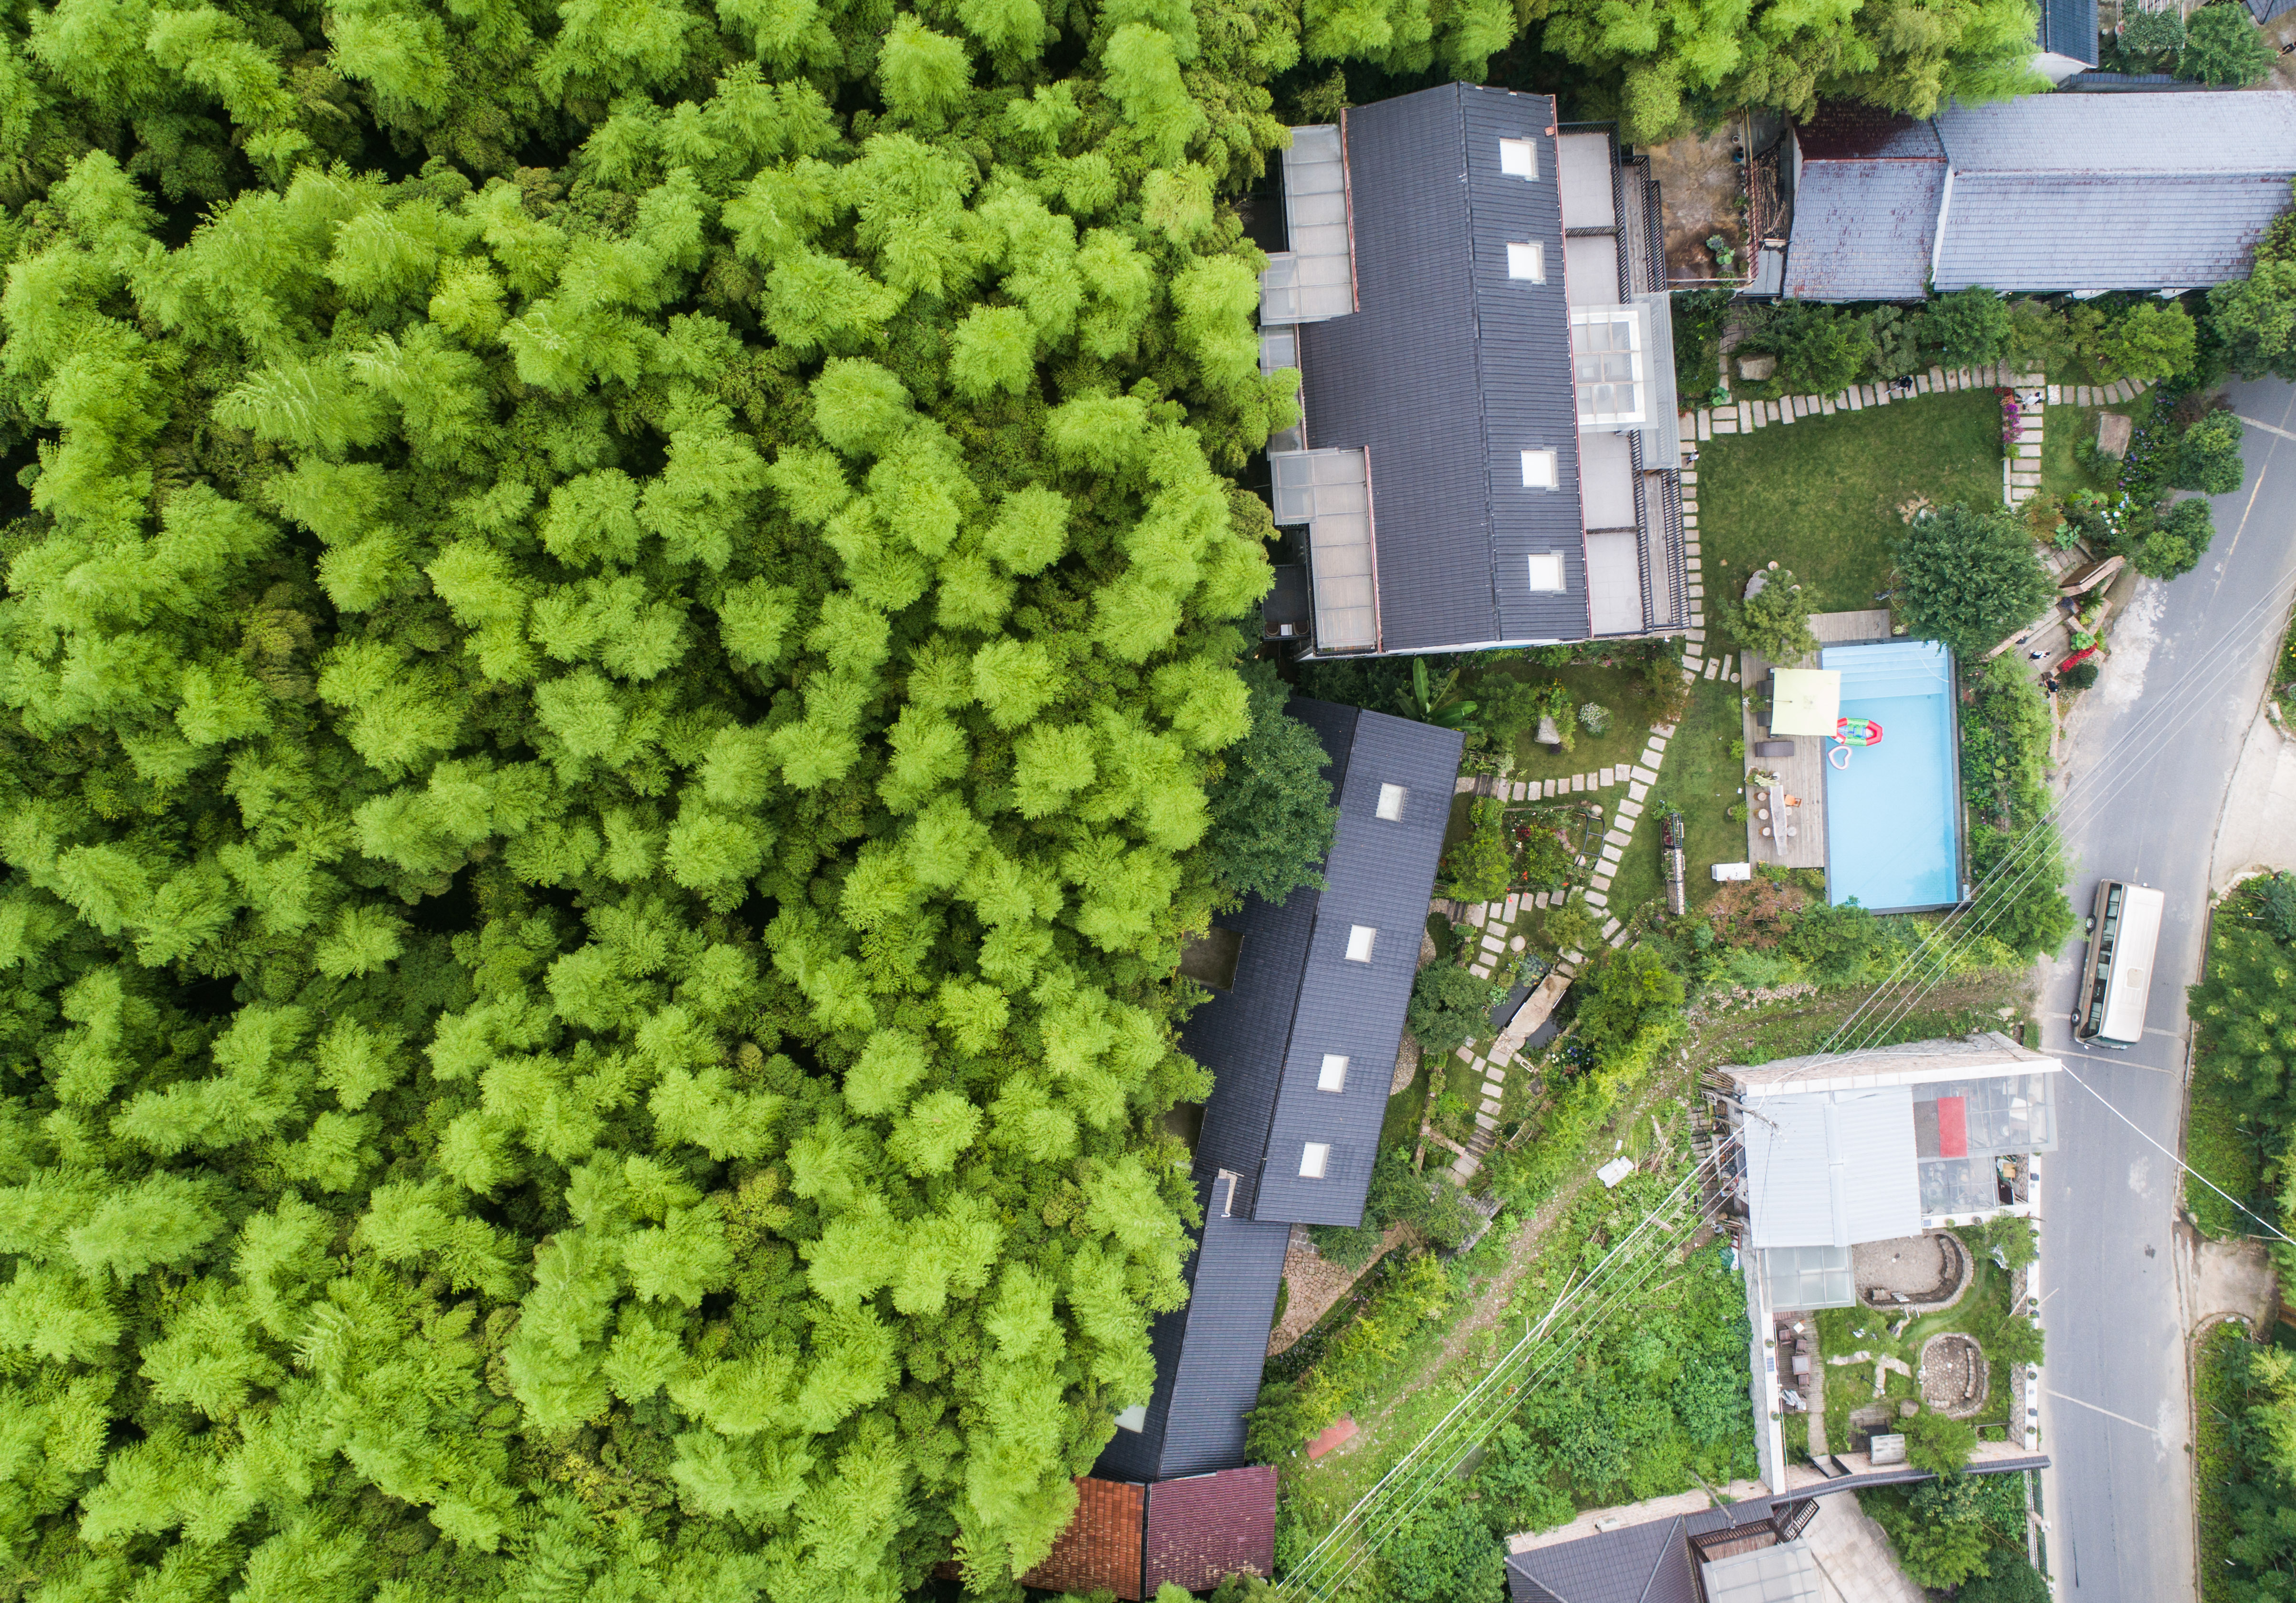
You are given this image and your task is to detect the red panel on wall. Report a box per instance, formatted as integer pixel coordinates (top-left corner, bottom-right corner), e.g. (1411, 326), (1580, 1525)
(1934, 1095), (1968, 1158)
(1021, 1477), (1146, 1601)
(1144, 1466), (1279, 1594)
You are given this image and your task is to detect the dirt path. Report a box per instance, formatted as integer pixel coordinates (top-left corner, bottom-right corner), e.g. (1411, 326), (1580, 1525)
(1328, 972), (2026, 1464)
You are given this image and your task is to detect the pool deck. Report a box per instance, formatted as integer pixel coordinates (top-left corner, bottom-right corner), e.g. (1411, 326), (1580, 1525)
(1739, 610), (1894, 872)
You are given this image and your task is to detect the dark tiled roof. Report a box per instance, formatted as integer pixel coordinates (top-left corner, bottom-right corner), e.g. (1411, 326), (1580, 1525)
(1100, 699), (1460, 1484)
(1251, 706), (1463, 1224)
(1144, 1466), (1279, 1592)
(1021, 1478), (1145, 1600)
(2037, 0), (2098, 62)
(1782, 158), (1943, 300)
(1509, 1513), (1692, 1603)
(1297, 84), (1586, 650)
(1182, 700), (1463, 1227)
(1792, 103), (1943, 161)
(1093, 1177), (1291, 1483)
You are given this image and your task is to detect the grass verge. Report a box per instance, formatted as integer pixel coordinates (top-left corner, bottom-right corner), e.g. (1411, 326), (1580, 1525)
(1699, 390), (2004, 613)
(2195, 1320), (2251, 1603)
(2185, 1071), (2263, 1240)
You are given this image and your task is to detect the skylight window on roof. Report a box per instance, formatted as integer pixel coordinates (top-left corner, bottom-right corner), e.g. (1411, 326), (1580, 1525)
(1527, 553), (1565, 592)
(1344, 925), (1376, 962)
(1317, 1054), (1349, 1093)
(1521, 449), (1558, 488)
(1115, 1404), (1148, 1431)
(1571, 307), (1648, 427)
(1376, 783), (1407, 820)
(1507, 242), (1545, 281)
(1499, 138), (1538, 179)
(1299, 1142), (1331, 1179)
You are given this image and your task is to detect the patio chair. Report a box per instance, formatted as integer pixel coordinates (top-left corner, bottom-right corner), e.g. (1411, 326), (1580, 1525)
(1752, 740), (1795, 758)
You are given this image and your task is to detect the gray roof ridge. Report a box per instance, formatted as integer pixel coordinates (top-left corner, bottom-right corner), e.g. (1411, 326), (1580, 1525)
(1459, 82), (1508, 645)
(1632, 1514), (1686, 1603)
(1953, 164), (2296, 178)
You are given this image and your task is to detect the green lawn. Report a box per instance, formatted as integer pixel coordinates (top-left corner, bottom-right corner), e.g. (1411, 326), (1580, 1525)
(1699, 390), (2006, 616)
(1600, 676), (1748, 923)
(1489, 662), (1665, 784)
(2185, 1072), (2263, 1240)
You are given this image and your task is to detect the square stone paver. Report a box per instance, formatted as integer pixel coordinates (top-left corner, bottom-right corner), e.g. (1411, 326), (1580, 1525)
(1600, 844), (1623, 863)
(1628, 781), (1649, 802)
(1618, 799), (1643, 819)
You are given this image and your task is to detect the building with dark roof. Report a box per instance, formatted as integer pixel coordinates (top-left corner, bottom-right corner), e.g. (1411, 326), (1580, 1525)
(1099, 699), (1462, 1486)
(1254, 84), (1686, 657)
(1506, 1461), (2048, 1603)
(1782, 93), (2296, 300)
(2036, 0), (2099, 71)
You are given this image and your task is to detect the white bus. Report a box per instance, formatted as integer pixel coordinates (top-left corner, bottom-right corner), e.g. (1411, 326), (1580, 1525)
(2074, 879), (2165, 1048)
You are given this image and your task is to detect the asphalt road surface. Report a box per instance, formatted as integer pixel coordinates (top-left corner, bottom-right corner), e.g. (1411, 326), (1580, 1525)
(2037, 378), (2296, 1603)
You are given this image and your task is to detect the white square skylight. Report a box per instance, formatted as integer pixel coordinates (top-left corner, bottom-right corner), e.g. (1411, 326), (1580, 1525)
(1376, 782), (1407, 820)
(1507, 242), (1545, 281)
(1499, 138), (1538, 179)
(1345, 925), (1376, 962)
(1115, 1403), (1147, 1432)
(1318, 1054), (1349, 1093)
(1300, 1142), (1331, 1179)
(1521, 449), (1558, 488)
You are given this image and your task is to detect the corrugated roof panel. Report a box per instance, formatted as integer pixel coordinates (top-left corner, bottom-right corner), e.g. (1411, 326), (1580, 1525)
(1585, 529), (1644, 636)
(1933, 91), (2296, 173)
(1564, 233), (1623, 306)
(1934, 171), (2293, 291)
(1783, 158), (1943, 300)
(1834, 1088), (1924, 1244)
(1580, 428), (1635, 527)
(1262, 125), (1355, 324)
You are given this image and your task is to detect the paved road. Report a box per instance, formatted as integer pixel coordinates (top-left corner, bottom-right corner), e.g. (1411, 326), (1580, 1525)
(2037, 378), (2296, 1603)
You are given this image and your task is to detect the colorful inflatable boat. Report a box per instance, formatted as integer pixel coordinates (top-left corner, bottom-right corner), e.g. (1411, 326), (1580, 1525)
(1834, 717), (1883, 747)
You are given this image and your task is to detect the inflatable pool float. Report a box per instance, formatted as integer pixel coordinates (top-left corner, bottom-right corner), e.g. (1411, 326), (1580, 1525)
(1834, 718), (1883, 747)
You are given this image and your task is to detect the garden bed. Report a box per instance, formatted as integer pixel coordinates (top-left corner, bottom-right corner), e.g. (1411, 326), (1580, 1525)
(1814, 1226), (2027, 1454)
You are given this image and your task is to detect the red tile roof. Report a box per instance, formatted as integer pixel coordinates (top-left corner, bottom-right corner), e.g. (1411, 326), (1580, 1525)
(1144, 1466), (1279, 1594)
(1021, 1477), (1145, 1601)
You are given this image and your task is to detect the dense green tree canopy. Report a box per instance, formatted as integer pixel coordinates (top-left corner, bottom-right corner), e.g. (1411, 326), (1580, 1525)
(0, 1), (1353, 1598)
(1525, 0), (2042, 142)
(1893, 503), (2056, 661)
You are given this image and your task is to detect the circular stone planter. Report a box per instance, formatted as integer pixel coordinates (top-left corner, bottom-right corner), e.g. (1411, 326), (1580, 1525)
(1918, 1332), (1990, 1417)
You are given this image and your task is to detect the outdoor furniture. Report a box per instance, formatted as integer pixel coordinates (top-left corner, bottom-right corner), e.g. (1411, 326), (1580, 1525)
(1752, 740), (1795, 758)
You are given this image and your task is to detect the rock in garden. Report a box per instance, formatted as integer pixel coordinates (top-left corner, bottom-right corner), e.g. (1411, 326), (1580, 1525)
(2096, 411), (2132, 459)
(1737, 353), (1778, 381)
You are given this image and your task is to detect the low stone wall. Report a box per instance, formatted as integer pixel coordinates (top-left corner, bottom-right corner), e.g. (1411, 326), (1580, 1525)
(1854, 1230), (1973, 1316)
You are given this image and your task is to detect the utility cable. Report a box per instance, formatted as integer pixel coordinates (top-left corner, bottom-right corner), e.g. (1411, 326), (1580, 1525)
(1820, 560), (2296, 1057)
(2056, 1058), (2295, 1247)
(1279, 1143), (1739, 1599)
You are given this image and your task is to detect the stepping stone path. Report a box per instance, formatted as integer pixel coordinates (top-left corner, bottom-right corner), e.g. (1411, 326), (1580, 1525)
(1684, 365), (2154, 512)
(1443, 940), (1584, 1181)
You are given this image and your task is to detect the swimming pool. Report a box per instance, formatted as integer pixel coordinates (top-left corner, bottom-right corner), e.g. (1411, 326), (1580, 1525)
(1820, 640), (1965, 912)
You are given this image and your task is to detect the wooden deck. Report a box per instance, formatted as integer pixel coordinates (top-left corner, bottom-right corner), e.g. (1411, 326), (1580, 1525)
(1738, 610), (1895, 872)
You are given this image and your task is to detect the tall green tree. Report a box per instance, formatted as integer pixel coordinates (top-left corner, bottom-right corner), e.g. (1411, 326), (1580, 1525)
(1202, 656), (1338, 904)
(0, 2), (1326, 1597)
(1893, 504), (2057, 660)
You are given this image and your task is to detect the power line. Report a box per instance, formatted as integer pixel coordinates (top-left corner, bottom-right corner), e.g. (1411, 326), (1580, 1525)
(1821, 557), (2296, 1058)
(2056, 1057), (2295, 1247)
(1278, 1141), (1740, 1600)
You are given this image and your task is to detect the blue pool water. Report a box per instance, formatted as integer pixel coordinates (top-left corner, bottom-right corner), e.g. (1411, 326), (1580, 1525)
(1820, 641), (1964, 912)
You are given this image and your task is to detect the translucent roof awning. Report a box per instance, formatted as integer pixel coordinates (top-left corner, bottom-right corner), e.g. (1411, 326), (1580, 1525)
(1271, 448), (1377, 652)
(1769, 668), (1842, 737)
(1259, 126), (1355, 326)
